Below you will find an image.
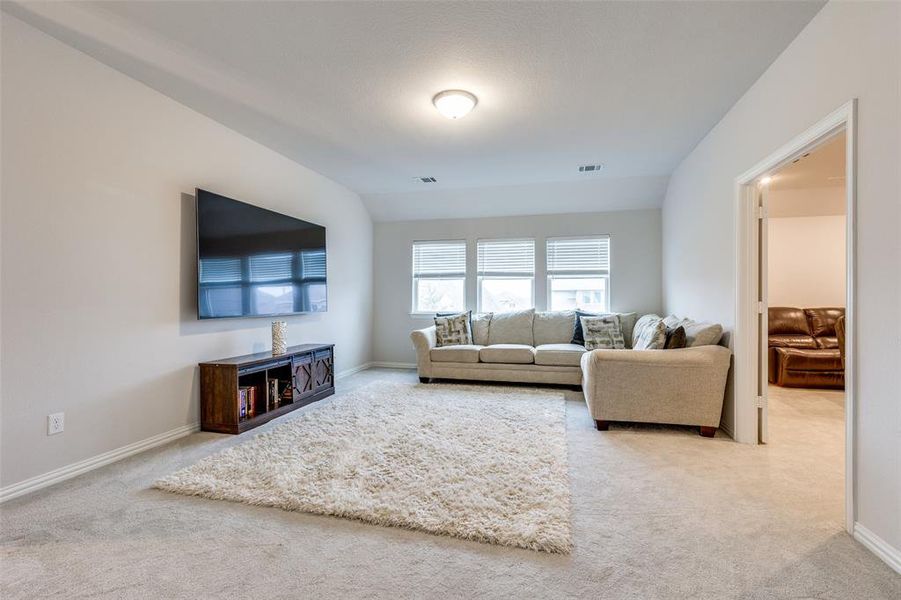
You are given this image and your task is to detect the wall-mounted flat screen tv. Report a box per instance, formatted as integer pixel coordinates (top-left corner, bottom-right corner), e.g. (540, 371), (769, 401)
(196, 189), (327, 319)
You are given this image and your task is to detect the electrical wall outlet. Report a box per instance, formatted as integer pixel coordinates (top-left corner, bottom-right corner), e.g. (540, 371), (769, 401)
(48, 412), (64, 435)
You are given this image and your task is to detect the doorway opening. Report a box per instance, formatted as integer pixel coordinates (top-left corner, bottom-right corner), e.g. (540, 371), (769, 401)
(733, 101), (856, 532)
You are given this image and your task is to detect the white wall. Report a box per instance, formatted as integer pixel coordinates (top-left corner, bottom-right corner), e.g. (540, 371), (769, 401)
(768, 215), (846, 308)
(661, 2), (899, 555)
(0, 17), (374, 488)
(768, 185), (845, 218)
(374, 209), (661, 364)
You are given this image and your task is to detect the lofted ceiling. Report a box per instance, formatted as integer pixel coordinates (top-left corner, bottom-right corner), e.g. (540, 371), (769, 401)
(5, 1), (824, 220)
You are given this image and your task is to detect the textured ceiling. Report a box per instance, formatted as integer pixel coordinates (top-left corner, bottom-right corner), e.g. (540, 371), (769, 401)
(5, 1), (824, 220)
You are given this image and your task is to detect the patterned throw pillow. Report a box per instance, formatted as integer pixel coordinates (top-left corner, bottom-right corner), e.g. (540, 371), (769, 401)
(632, 314), (667, 350)
(434, 311), (473, 347)
(579, 315), (625, 350)
(665, 325), (687, 349)
(571, 309), (603, 346)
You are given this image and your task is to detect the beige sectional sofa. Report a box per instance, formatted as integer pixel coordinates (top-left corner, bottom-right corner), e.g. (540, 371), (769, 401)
(411, 310), (584, 386)
(581, 344), (731, 437)
(410, 308), (733, 436)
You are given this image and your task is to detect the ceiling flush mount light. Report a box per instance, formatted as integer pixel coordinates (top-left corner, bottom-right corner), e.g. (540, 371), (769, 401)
(433, 90), (478, 119)
(759, 176), (772, 185)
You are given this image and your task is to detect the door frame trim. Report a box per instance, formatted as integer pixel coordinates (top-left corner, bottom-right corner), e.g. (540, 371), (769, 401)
(733, 99), (856, 532)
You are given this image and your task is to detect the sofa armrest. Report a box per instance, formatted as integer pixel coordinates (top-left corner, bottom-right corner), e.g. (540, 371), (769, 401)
(410, 326), (438, 377)
(581, 346), (732, 428)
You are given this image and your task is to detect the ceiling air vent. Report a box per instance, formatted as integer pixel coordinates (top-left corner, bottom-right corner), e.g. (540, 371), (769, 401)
(413, 176), (438, 183)
(578, 164), (603, 173)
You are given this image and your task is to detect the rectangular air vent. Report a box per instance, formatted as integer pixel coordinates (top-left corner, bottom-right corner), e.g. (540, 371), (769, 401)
(578, 164), (603, 173)
(413, 176), (438, 183)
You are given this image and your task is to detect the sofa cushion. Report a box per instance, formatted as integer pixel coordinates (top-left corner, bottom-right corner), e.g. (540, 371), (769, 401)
(479, 344), (535, 364)
(430, 345), (483, 363)
(769, 307), (811, 335)
(487, 309), (535, 346)
(580, 315), (625, 350)
(616, 312), (638, 348)
(682, 320), (723, 347)
(805, 308), (844, 338)
(769, 334), (817, 349)
(534, 343), (587, 366)
(775, 347), (843, 372)
(632, 315), (667, 350)
(815, 336), (839, 349)
(472, 313), (492, 346)
(533, 311), (576, 346)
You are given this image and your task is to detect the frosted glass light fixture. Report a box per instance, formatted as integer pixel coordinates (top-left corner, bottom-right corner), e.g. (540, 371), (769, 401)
(433, 90), (478, 119)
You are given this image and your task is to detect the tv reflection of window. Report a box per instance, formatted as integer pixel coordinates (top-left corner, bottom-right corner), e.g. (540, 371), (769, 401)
(252, 285), (294, 315)
(198, 249), (326, 317)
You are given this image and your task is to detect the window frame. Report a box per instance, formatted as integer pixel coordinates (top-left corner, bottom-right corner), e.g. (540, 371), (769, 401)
(545, 235), (612, 313)
(410, 239), (467, 315)
(476, 238), (536, 313)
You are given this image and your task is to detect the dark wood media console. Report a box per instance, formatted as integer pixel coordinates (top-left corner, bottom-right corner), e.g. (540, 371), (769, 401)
(200, 344), (335, 434)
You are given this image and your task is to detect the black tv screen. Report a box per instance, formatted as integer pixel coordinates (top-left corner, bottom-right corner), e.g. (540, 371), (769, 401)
(196, 189), (327, 319)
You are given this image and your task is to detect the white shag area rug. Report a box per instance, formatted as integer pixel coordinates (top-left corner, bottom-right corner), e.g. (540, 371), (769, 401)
(155, 381), (573, 553)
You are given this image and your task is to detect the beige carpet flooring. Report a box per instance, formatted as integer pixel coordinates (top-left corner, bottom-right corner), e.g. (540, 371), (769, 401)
(1, 369), (899, 599)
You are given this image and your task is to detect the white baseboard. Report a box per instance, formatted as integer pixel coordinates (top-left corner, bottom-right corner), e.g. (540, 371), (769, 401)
(0, 422), (199, 504)
(335, 361), (373, 379)
(854, 522), (901, 574)
(719, 421), (735, 440)
(1, 361), (390, 504)
(370, 361), (417, 370)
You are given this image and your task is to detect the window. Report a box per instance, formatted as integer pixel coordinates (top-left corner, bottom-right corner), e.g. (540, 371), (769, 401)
(477, 239), (535, 312)
(546, 236), (610, 312)
(412, 240), (466, 313)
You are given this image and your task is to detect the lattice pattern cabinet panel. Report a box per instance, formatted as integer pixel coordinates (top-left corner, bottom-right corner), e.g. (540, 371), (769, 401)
(314, 349), (334, 391)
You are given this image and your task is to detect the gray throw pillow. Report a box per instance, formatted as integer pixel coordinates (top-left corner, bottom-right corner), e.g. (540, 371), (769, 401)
(681, 319), (724, 347)
(580, 315), (625, 350)
(434, 311), (472, 347)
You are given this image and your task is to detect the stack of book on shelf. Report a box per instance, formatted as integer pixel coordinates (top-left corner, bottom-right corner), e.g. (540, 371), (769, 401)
(239, 380), (294, 421)
(238, 386), (257, 420)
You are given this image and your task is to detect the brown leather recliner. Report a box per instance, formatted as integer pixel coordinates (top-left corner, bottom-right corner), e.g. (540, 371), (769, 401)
(768, 307), (844, 389)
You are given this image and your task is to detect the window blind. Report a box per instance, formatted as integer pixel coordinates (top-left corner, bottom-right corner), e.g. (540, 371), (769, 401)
(546, 236), (610, 276)
(413, 240), (466, 278)
(199, 257), (242, 283)
(300, 249), (327, 279)
(248, 253), (294, 282)
(477, 239), (535, 276)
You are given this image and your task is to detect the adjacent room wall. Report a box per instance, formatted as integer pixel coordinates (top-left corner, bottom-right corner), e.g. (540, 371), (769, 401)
(661, 1), (899, 557)
(768, 215), (846, 308)
(0, 16), (374, 489)
(373, 209), (662, 365)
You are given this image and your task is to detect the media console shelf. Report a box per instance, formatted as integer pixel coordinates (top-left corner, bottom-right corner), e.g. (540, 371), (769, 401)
(200, 344), (334, 434)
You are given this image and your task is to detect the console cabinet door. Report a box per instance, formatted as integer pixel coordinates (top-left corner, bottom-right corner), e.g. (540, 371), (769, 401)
(293, 353), (314, 401)
(313, 348), (334, 391)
